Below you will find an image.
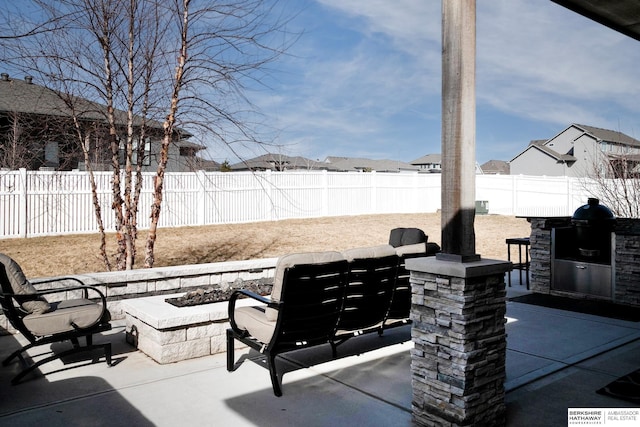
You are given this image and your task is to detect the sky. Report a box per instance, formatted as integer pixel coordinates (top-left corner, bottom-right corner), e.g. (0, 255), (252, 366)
(213, 0), (640, 165)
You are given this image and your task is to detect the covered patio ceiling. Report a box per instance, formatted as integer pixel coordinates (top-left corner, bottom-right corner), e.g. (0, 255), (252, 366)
(551, 0), (640, 42)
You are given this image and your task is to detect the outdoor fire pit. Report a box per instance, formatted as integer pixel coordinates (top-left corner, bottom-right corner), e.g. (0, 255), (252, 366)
(122, 277), (274, 364)
(165, 278), (273, 307)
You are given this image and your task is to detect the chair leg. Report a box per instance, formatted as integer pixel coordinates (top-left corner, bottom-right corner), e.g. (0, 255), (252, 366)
(226, 329), (235, 372)
(11, 351), (63, 385)
(96, 342), (112, 365)
(330, 341), (338, 358)
(3, 341), (37, 367)
(10, 339), (113, 385)
(266, 351), (282, 397)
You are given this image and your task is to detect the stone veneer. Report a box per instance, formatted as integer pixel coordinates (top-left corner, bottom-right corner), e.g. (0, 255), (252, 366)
(528, 217), (640, 306)
(121, 294), (256, 364)
(406, 257), (510, 427)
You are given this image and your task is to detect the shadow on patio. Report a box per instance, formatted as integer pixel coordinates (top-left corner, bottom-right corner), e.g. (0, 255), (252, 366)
(1, 280), (639, 427)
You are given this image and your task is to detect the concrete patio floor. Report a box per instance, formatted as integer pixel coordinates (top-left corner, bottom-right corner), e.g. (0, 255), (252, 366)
(1, 275), (639, 426)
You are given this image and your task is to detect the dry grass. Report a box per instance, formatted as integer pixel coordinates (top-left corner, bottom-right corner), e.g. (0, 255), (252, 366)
(0, 213), (531, 278)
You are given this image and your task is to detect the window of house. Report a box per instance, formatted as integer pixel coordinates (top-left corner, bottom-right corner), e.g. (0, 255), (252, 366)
(134, 138), (151, 166)
(119, 137), (151, 166)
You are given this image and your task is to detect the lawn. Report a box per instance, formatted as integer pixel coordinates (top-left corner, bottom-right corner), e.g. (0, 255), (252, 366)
(0, 213), (531, 278)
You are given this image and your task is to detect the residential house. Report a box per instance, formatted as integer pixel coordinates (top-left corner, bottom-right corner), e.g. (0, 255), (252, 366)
(191, 156), (221, 172)
(410, 154), (442, 173)
(480, 159), (510, 175)
(323, 156), (419, 172)
(229, 154), (422, 173)
(410, 153), (484, 174)
(230, 154), (328, 171)
(0, 73), (200, 172)
(510, 124), (640, 178)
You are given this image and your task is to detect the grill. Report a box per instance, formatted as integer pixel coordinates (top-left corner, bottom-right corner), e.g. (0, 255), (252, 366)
(551, 198), (616, 298)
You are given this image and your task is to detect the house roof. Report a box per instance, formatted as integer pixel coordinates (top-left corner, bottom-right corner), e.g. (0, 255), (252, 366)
(0, 74), (101, 120)
(528, 139), (548, 146)
(410, 154), (441, 165)
(511, 139), (577, 163)
(324, 156), (419, 172)
(573, 123), (640, 147)
(480, 160), (510, 175)
(541, 147), (576, 162)
(230, 154), (327, 171)
(193, 157), (220, 171)
(0, 73), (190, 137)
(177, 140), (206, 150)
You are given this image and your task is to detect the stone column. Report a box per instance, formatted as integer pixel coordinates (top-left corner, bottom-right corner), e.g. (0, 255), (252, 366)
(408, 257), (511, 426)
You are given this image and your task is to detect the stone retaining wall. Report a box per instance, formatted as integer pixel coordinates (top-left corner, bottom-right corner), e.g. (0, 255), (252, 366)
(0, 258), (277, 334)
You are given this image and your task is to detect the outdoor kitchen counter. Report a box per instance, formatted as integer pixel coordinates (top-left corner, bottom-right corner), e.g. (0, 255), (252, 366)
(525, 216), (640, 308)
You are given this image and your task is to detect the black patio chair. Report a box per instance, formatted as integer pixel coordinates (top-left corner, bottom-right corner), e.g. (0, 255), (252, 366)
(0, 253), (112, 385)
(385, 227), (438, 328)
(227, 251), (348, 396)
(330, 245), (399, 356)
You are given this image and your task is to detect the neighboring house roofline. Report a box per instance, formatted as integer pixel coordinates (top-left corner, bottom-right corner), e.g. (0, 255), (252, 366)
(230, 153), (327, 171)
(410, 153), (441, 164)
(480, 159), (510, 175)
(324, 156), (419, 172)
(510, 123), (640, 164)
(510, 141), (576, 163)
(0, 73), (191, 138)
(573, 123), (640, 147)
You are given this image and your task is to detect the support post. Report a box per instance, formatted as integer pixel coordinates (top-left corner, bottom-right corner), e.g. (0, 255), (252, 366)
(439, 0), (479, 262)
(19, 168), (28, 238)
(409, 2), (509, 425)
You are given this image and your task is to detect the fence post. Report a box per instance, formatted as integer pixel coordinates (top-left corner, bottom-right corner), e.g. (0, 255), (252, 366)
(19, 168), (28, 238)
(322, 170), (329, 217)
(413, 171), (420, 213)
(566, 176), (571, 216)
(512, 175), (518, 216)
(196, 170), (207, 226)
(371, 170), (377, 214)
(265, 170), (274, 221)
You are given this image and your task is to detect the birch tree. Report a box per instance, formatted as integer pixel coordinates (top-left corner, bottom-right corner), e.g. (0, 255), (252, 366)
(1, 0), (291, 269)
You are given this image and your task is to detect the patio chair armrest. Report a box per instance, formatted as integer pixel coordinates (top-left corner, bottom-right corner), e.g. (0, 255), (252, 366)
(234, 289), (274, 304)
(31, 277), (93, 299)
(228, 289), (279, 332)
(31, 276), (105, 300)
(34, 284), (108, 306)
(32, 276), (87, 286)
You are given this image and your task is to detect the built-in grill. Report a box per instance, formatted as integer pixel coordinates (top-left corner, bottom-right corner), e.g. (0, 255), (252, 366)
(551, 198), (616, 298)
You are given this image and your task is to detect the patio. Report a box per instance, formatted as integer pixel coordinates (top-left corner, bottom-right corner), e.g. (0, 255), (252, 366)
(0, 276), (638, 427)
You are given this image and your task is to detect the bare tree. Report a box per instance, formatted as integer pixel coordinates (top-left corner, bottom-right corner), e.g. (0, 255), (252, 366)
(1, 0), (293, 269)
(0, 112), (38, 169)
(585, 152), (640, 218)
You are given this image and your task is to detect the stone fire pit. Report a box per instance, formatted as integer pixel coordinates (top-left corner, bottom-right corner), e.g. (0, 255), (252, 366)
(165, 278), (272, 307)
(122, 278), (273, 364)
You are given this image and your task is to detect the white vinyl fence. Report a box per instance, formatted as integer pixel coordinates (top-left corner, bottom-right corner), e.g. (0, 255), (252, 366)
(1, 169), (595, 238)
